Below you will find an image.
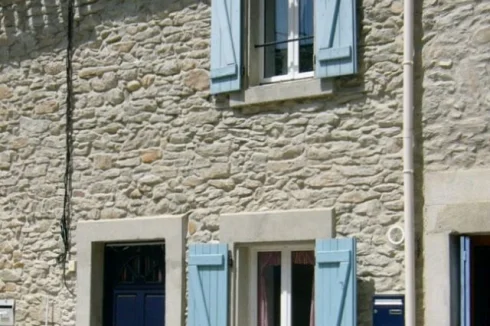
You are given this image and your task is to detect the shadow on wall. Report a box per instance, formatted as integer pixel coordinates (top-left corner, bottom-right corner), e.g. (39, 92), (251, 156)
(358, 278), (376, 325)
(0, 0), (69, 62)
(0, 0), (209, 64)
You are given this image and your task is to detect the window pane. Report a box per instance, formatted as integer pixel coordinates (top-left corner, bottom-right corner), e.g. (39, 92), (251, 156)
(258, 252), (282, 326)
(264, 0), (288, 78)
(291, 251), (315, 326)
(298, 0), (314, 73)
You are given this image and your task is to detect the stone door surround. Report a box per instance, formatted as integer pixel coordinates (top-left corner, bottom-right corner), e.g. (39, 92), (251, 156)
(76, 215), (187, 326)
(424, 169), (490, 326)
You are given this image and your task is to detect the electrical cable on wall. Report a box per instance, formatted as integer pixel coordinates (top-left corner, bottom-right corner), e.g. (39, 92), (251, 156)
(57, 0), (75, 295)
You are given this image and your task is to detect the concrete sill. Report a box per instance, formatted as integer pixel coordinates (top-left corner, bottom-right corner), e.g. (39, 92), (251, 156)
(224, 78), (334, 108)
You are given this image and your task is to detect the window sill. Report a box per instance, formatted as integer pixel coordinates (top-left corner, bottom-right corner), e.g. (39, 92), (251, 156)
(224, 78), (334, 108)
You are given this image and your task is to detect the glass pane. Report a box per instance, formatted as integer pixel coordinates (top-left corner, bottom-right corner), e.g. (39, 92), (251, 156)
(291, 251), (315, 326)
(120, 256), (139, 283)
(264, 0), (289, 78)
(105, 244), (165, 286)
(258, 252), (282, 326)
(298, 0), (314, 73)
(143, 245), (165, 283)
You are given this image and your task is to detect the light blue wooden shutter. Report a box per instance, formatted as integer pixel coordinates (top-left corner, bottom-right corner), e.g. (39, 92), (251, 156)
(210, 0), (242, 94)
(315, 238), (357, 326)
(460, 236), (471, 326)
(314, 0), (358, 78)
(188, 243), (229, 326)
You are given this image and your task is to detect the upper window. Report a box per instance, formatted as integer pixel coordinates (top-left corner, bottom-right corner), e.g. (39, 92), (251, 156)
(251, 248), (315, 326)
(259, 0), (314, 83)
(209, 0), (358, 95)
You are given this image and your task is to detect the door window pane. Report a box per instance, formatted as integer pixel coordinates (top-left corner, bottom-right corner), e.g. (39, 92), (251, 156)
(298, 0), (314, 73)
(264, 0), (289, 78)
(106, 244), (165, 285)
(258, 252), (282, 326)
(291, 251), (315, 326)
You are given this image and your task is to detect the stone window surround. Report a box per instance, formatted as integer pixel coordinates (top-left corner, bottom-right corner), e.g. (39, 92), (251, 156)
(219, 208), (335, 326)
(220, 0), (334, 108)
(424, 169), (490, 326)
(76, 214), (187, 326)
(227, 78), (334, 108)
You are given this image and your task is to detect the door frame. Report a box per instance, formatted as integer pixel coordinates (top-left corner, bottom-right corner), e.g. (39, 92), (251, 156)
(76, 215), (187, 326)
(424, 169), (490, 326)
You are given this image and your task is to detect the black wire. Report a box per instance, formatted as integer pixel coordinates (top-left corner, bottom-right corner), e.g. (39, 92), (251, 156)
(255, 35), (314, 48)
(57, 0), (75, 296)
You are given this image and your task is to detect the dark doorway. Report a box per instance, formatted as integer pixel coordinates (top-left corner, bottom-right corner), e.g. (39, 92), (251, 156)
(472, 236), (490, 325)
(103, 242), (165, 326)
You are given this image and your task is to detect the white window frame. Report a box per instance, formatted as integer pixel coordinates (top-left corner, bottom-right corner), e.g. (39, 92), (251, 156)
(249, 243), (315, 326)
(258, 0), (315, 84)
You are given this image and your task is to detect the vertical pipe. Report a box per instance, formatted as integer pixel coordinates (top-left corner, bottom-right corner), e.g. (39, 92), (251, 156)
(403, 0), (416, 325)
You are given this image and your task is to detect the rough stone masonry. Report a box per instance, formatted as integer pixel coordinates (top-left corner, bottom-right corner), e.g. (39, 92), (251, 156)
(1, 0), (490, 325)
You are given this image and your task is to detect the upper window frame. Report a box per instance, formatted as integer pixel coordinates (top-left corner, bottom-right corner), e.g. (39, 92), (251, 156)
(258, 0), (315, 84)
(225, 0), (336, 108)
(210, 0), (358, 103)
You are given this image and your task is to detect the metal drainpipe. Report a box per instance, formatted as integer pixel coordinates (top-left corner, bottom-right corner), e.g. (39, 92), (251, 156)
(403, 0), (416, 325)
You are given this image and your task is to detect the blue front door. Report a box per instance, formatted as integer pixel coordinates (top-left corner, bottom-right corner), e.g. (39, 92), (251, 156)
(104, 243), (165, 326)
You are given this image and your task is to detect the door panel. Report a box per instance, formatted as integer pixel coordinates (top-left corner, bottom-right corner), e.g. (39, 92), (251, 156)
(144, 294), (165, 325)
(114, 293), (140, 326)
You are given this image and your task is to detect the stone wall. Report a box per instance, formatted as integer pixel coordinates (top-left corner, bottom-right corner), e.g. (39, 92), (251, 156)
(419, 3), (490, 324)
(0, 0), (70, 324)
(422, 1), (490, 171)
(0, 0), (411, 325)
